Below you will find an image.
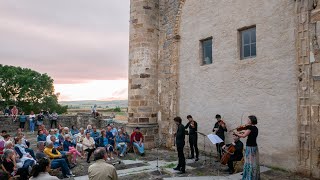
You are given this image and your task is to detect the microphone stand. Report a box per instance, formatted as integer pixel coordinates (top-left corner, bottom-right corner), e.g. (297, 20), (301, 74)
(155, 135), (166, 175)
(196, 131), (207, 165)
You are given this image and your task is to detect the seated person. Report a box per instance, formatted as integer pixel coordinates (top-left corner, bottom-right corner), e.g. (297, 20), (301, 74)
(29, 157), (59, 180)
(63, 134), (76, 152)
(82, 132), (95, 163)
(120, 127), (130, 143)
(222, 134), (244, 174)
(110, 124), (118, 137)
(70, 125), (79, 136)
(43, 141), (71, 169)
(98, 130), (113, 161)
(46, 129), (56, 143)
(50, 136), (63, 151)
(0, 139), (4, 155)
(75, 128), (85, 156)
(37, 130), (47, 142)
(90, 126), (100, 146)
(13, 137), (36, 170)
(39, 125), (49, 136)
(131, 127), (145, 155)
(1, 149), (29, 179)
(116, 129), (128, 157)
(85, 125), (93, 134)
(36, 141), (74, 178)
(0, 130), (7, 141)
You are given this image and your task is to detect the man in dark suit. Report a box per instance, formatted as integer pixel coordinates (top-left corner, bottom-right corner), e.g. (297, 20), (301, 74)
(173, 116), (186, 174)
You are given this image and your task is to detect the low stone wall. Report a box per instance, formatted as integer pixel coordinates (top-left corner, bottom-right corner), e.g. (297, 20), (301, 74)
(0, 114), (115, 132)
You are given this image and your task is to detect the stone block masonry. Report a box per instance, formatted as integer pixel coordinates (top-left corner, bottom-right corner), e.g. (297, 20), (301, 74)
(128, 0), (160, 149)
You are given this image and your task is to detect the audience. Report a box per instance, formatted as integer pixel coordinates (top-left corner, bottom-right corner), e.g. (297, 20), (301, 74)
(71, 125), (79, 136)
(36, 141), (74, 178)
(82, 132), (95, 163)
(98, 130), (113, 160)
(88, 147), (118, 180)
(29, 157), (59, 180)
(116, 129), (128, 157)
(37, 130), (47, 142)
(0, 116), (149, 178)
(132, 127), (145, 156)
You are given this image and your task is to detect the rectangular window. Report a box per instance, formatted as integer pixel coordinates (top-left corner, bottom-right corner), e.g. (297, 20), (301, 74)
(201, 38), (212, 65)
(240, 27), (256, 59)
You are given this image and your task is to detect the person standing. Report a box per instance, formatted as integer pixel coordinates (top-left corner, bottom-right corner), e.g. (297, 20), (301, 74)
(234, 115), (260, 180)
(88, 147), (118, 180)
(173, 116), (185, 174)
(29, 111), (36, 134)
(36, 112), (45, 129)
(50, 111), (58, 128)
(19, 112), (27, 131)
(185, 115), (199, 161)
(212, 114), (227, 160)
(11, 106), (18, 122)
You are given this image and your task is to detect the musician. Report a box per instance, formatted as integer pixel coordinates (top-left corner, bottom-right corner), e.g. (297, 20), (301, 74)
(173, 116), (185, 174)
(184, 115), (199, 161)
(234, 115), (260, 179)
(222, 134), (243, 174)
(212, 114), (227, 159)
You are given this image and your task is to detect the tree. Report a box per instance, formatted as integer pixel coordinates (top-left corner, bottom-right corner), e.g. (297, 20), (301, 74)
(0, 64), (67, 114)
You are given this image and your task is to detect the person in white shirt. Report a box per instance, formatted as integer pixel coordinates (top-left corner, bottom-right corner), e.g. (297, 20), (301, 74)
(82, 132), (95, 163)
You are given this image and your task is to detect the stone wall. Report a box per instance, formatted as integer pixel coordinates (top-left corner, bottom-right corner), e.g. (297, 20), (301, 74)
(128, 0), (160, 148)
(157, 0), (185, 148)
(177, 0), (298, 171)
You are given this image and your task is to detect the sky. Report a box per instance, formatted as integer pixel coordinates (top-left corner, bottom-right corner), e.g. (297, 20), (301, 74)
(0, 0), (130, 101)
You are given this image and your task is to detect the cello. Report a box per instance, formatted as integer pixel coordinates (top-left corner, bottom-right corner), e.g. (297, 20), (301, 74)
(220, 144), (236, 165)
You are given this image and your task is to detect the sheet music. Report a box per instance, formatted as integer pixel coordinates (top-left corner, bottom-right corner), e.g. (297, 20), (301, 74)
(207, 134), (223, 144)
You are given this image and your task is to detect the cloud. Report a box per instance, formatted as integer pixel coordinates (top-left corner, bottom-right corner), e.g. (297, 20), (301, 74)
(0, 0), (130, 84)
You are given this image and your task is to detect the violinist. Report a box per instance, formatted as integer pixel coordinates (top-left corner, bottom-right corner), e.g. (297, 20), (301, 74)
(222, 134), (243, 174)
(233, 115), (260, 180)
(212, 114), (227, 160)
(184, 115), (199, 161)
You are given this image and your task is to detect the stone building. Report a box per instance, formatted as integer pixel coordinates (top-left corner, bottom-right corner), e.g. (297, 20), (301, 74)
(128, 0), (320, 178)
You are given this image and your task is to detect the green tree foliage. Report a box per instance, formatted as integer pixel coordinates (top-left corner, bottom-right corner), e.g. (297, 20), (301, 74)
(113, 106), (121, 112)
(0, 65), (67, 114)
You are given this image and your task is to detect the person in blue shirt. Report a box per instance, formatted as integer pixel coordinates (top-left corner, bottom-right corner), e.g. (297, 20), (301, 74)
(70, 125), (79, 136)
(98, 130), (114, 160)
(63, 134), (76, 151)
(19, 112), (27, 131)
(110, 124), (118, 137)
(37, 130), (47, 142)
(90, 126), (100, 146)
(116, 129), (128, 157)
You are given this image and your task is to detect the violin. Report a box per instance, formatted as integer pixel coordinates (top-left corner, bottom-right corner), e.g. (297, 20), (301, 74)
(230, 124), (250, 132)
